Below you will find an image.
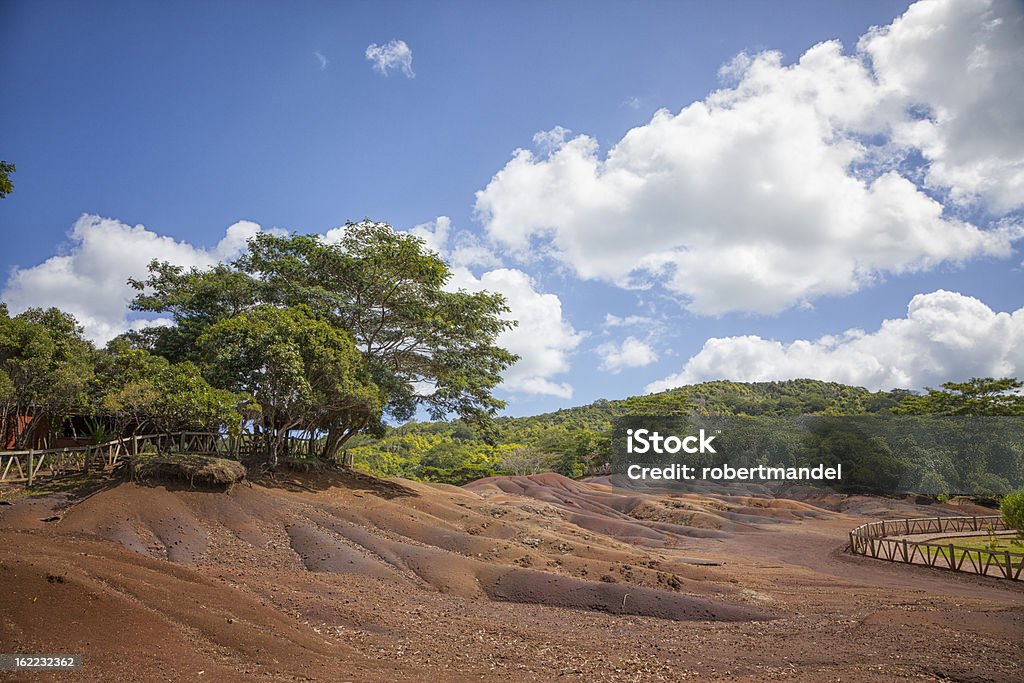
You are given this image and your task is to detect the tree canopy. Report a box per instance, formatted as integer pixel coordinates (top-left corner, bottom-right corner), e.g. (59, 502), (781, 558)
(126, 222), (518, 462)
(895, 378), (1024, 416)
(198, 304), (380, 463)
(0, 160), (14, 198)
(0, 307), (93, 449)
(95, 341), (249, 438)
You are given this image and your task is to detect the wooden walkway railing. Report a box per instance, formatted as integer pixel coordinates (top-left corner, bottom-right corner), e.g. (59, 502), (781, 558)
(0, 432), (234, 485)
(1, 431), (353, 485)
(849, 515), (1023, 581)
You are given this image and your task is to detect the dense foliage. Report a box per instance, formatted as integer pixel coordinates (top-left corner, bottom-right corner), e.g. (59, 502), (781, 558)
(1, 222), (517, 466)
(347, 380), (913, 483)
(0, 306), (94, 448)
(95, 340), (248, 437)
(895, 378), (1024, 416)
(126, 222), (517, 464)
(347, 378), (1024, 494)
(1002, 490), (1024, 537)
(198, 305), (381, 462)
(0, 160), (14, 198)
(0, 306), (248, 449)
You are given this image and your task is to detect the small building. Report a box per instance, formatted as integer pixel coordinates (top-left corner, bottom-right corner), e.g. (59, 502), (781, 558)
(2, 409), (111, 450)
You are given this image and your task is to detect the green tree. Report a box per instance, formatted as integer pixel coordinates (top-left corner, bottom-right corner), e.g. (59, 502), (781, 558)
(198, 305), (381, 466)
(498, 445), (559, 476)
(0, 307), (94, 448)
(1001, 489), (1024, 538)
(94, 341), (250, 437)
(895, 378), (1024, 416)
(128, 222), (518, 441)
(237, 223), (518, 424)
(126, 263), (261, 361)
(0, 161), (15, 198)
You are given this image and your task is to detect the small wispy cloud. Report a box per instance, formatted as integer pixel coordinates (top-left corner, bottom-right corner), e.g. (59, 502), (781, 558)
(604, 313), (655, 328)
(621, 96), (641, 110)
(532, 125), (571, 156)
(314, 51), (329, 71)
(596, 336), (658, 374)
(365, 39), (414, 78)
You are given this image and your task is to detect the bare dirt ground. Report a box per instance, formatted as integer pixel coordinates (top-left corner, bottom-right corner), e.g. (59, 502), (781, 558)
(1, 470), (1021, 682)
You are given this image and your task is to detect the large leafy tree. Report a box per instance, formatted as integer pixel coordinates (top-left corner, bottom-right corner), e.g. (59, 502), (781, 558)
(0, 307), (94, 448)
(198, 305), (382, 465)
(238, 223), (517, 423)
(128, 221), (518, 446)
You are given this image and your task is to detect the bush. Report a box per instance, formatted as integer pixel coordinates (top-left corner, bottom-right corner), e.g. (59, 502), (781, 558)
(1002, 489), (1024, 538)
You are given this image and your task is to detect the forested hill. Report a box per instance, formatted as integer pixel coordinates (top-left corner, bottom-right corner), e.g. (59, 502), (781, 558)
(496, 378), (912, 431)
(349, 379), (914, 483)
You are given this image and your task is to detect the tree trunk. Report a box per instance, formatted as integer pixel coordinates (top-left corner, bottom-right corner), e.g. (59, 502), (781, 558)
(321, 417), (368, 462)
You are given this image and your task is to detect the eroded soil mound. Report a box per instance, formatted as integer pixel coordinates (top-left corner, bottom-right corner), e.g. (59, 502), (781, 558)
(133, 453), (246, 488)
(2, 470), (1022, 681)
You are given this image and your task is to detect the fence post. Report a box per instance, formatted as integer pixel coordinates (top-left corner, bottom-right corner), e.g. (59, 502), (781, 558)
(1004, 552), (1013, 579)
(130, 436), (138, 478)
(28, 450), (34, 486)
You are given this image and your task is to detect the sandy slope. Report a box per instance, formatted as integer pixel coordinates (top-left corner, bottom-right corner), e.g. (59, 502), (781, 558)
(1, 470), (1021, 681)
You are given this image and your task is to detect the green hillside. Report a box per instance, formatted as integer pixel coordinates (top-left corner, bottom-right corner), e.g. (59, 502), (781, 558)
(348, 379), (913, 483)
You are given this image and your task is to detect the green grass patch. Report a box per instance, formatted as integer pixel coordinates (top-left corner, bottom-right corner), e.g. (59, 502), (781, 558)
(935, 534), (1024, 571)
(939, 534), (1024, 553)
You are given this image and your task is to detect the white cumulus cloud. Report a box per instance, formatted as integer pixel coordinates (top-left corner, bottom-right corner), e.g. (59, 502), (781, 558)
(448, 266), (583, 399)
(646, 290), (1024, 393)
(1, 215), (272, 343)
(365, 39), (415, 78)
(474, 0), (1024, 316)
(861, 0), (1024, 212)
(404, 216), (502, 269)
(596, 336), (658, 373)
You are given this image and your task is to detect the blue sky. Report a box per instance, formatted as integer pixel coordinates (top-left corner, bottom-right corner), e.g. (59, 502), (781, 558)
(2, 0), (1022, 417)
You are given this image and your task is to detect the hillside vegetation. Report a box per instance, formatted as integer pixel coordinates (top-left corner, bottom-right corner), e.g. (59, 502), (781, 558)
(347, 379), (912, 483)
(349, 377), (1024, 496)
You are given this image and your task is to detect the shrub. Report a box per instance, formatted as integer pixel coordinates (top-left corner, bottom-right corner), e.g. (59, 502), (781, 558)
(1001, 489), (1024, 538)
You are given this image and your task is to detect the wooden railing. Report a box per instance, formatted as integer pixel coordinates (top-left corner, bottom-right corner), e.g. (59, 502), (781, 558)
(1, 431), (352, 485)
(0, 432), (231, 485)
(849, 515), (1023, 581)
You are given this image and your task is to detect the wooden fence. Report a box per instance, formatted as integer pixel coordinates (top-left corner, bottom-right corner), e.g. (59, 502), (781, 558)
(0, 431), (357, 486)
(0, 432), (225, 485)
(849, 515), (1023, 581)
